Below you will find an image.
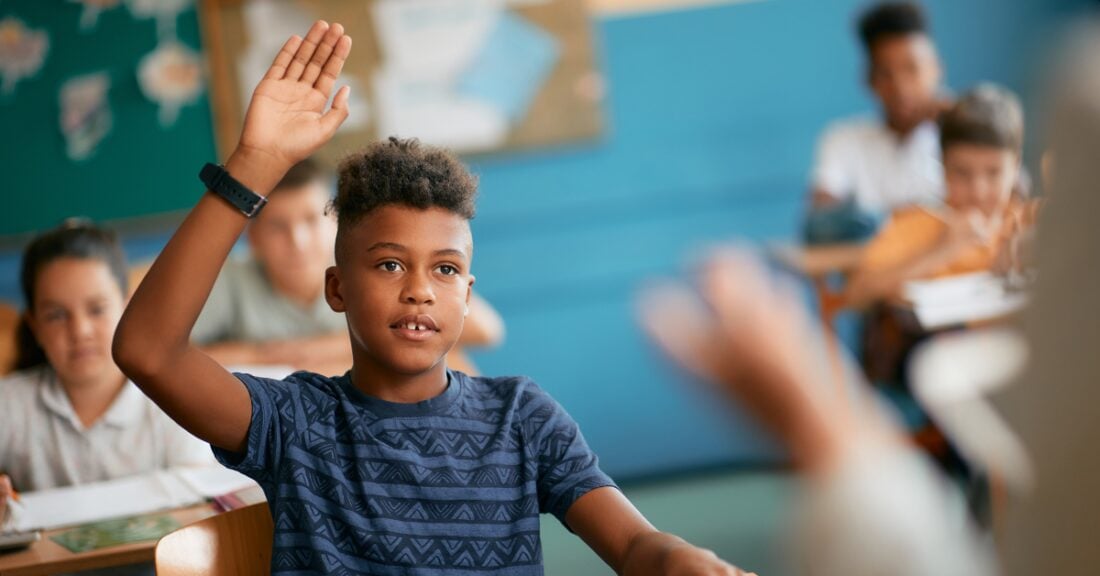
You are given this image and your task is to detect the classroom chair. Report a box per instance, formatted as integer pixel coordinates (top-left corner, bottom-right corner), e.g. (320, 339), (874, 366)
(154, 503), (273, 576)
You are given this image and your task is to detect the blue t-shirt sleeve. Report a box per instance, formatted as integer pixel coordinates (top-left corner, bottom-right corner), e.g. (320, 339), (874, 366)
(211, 372), (297, 483)
(521, 383), (618, 526)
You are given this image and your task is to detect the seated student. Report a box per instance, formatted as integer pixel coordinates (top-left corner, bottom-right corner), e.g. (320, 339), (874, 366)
(806, 1), (947, 243)
(113, 22), (749, 575)
(846, 84), (1036, 309)
(193, 158), (504, 376)
(0, 221), (212, 529)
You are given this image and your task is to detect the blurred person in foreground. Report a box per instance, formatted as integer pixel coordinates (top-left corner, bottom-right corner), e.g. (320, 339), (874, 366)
(638, 19), (1100, 574)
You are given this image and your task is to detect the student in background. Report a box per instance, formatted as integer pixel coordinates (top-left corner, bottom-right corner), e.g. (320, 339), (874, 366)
(806, 1), (947, 243)
(845, 84), (1036, 308)
(114, 22), (749, 575)
(193, 158), (504, 376)
(0, 221), (211, 529)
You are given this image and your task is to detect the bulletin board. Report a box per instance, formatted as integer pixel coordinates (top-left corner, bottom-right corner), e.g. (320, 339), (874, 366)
(200, 0), (605, 163)
(0, 1), (216, 238)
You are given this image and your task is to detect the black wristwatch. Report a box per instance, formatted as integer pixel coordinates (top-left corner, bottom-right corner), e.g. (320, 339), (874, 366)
(199, 162), (268, 218)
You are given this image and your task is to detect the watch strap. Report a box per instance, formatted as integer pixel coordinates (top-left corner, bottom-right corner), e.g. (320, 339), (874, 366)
(199, 162), (268, 218)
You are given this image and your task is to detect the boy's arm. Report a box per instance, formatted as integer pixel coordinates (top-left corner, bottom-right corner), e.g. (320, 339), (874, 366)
(565, 487), (748, 576)
(845, 208), (986, 308)
(113, 21), (352, 453)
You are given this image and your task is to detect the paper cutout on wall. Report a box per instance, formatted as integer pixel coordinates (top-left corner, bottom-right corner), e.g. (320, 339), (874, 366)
(125, 0), (193, 38)
(70, 0), (123, 31)
(138, 41), (202, 126)
(371, 0), (509, 151)
(0, 17), (49, 96)
(237, 1), (371, 135)
(60, 72), (112, 161)
(457, 11), (559, 122)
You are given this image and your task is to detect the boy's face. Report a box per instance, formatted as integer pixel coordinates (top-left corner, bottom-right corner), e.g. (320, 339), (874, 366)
(944, 144), (1019, 217)
(867, 34), (941, 132)
(28, 258), (126, 387)
(326, 205), (474, 376)
(248, 181), (336, 293)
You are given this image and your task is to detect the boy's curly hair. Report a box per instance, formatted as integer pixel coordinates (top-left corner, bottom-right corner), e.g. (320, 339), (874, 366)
(332, 137), (478, 227)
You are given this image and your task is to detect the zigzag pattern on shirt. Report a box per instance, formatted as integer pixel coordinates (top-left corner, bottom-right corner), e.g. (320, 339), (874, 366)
(368, 427), (513, 458)
(302, 426), (525, 467)
(274, 504), (543, 569)
(285, 465), (539, 523)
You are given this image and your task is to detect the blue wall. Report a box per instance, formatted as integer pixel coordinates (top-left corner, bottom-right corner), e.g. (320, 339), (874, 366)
(1, 0), (1090, 479)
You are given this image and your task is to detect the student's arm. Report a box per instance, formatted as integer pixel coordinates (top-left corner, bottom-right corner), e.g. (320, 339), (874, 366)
(566, 489), (747, 575)
(0, 474), (10, 527)
(845, 209), (986, 309)
(457, 292), (505, 347)
(810, 187), (844, 209)
(113, 21), (352, 453)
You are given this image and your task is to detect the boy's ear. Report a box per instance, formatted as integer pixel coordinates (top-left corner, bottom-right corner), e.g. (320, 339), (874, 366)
(325, 266), (345, 313)
(465, 274), (475, 317)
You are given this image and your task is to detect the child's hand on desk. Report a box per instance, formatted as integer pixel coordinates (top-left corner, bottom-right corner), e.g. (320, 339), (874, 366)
(664, 544), (756, 575)
(233, 20), (352, 176)
(0, 472), (20, 532)
(0, 475), (9, 521)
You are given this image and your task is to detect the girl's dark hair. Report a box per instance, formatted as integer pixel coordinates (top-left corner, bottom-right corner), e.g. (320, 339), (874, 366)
(15, 220), (129, 370)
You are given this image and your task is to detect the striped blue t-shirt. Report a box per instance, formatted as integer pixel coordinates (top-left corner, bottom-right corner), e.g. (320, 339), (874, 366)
(213, 369), (616, 575)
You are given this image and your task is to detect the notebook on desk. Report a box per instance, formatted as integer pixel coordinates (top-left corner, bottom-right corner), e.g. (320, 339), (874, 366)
(9, 466), (257, 533)
(904, 272), (1029, 330)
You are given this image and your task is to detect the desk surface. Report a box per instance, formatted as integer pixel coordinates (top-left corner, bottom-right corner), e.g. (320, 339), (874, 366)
(0, 504), (218, 576)
(770, 242), (866, 278)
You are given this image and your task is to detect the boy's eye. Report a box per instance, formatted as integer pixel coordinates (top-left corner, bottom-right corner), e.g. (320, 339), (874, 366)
(437, 265), (458, 276)
(379, 261), (403, 272)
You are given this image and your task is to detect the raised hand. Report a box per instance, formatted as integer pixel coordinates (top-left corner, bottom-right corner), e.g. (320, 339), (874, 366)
(637, 249), (889, 472)
(235, 21), (352, 175)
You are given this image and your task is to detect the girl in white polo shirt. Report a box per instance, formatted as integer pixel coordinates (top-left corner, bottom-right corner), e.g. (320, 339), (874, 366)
(0, 221), (211, 529)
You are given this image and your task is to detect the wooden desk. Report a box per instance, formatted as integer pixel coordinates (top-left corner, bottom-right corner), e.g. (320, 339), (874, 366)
(0, 504), (218, 576)
(770, 242), (866, 327)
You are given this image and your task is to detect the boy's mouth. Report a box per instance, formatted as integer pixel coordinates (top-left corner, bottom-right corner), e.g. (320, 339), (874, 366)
(389, 314), (440, 341)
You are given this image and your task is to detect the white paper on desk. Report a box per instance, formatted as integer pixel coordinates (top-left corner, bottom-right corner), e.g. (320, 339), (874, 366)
(12, 470), (201, 532)
(904, 272), (1028, 330)
(174, 466), (257, 499)
(903, 272), (1007, 304)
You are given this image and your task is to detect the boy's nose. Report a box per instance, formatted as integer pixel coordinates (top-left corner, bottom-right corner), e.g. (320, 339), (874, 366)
(400, 273), (435, 305)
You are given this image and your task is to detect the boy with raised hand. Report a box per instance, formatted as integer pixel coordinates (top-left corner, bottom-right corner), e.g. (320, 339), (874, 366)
(113, 21), (748, 576)
(191, 158), (505, 376)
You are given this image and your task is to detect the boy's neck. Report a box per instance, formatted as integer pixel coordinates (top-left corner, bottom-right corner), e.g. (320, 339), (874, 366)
(349, 356), (449, 404)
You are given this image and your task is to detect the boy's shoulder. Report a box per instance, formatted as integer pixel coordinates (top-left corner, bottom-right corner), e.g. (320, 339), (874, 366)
(456, 371), (551, 405)
(821, 115), (888, 143)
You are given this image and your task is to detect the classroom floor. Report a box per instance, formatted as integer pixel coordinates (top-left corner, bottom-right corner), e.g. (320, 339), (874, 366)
(540, 470), (796, 575)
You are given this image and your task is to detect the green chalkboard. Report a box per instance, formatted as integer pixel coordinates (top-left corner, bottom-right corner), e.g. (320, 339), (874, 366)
(0, 1), (217, 238)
